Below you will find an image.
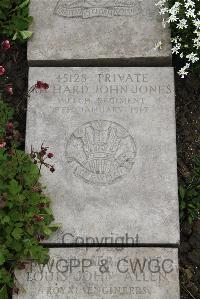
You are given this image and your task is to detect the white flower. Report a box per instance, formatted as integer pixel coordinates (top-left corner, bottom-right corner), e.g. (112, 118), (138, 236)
(178, 64), (190, 78)
(177, 19), (188, 29)
(154, 41), (163, 50)
(171, 43), (181, 54)
(167, 14), (179, 23)
(194, 29), (200, 37)
(186, 8), (196, 18)
(193, 19), (200, 30)
(155, 0), (166, 7)
(178, 68), (188, 78)
(171, 36), (182, 43)
(186, 52), (199, 63)
(169, 2), (181, 14)
(184, 0), (195, 9)
(193, 37), (200, 49)
(159, 7), (168, 15)
(155, 0), (199, 78)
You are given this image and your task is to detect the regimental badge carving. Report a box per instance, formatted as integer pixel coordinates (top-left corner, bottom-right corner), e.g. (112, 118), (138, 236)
(66, 120), (137, 185)
(54, 0), (142, 18)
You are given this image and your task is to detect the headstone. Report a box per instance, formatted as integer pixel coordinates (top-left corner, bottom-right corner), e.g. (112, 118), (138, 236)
(13, 247), (180, 299)
(28, 0), (171, 65)
(26, 66), (179, 244)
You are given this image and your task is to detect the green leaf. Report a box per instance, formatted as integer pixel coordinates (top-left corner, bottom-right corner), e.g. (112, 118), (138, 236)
(0, 286), (8, 299)
(8, 0), (30, 12)
(1, 216), (10, 225)
(9, 241), (22, 252)
(180, 200), (186, 209)
(49, 223), (61, 232)
(12, 228), (23, 240)
(18, 0), (30, 9)
(188, 215), (193, 225)
(188, 203), (195, 209)
(12, 32), (18, 40)
(0, 269), (13, 288)
(0, 253), (5, 266)
(179, 185), (186, 200)
(19, 30), (33, 40)
(8, 179), (22, 195)
(179, 210), (184, 221)
(43, 227), (53, 236)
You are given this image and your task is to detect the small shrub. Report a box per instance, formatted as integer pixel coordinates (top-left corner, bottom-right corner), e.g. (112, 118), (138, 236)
(0, 0), (33, 41)
(0, 101), (59, 298)
(0, 4), (58, 297)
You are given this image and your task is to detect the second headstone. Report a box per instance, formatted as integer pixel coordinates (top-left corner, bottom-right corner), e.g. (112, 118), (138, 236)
(26, 67), (179, 244)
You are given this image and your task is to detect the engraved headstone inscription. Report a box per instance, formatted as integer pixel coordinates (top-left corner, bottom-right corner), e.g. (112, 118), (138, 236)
(55, 0), (143, 18)
(26, 67), (179, 245)
(27, 0), (171, 64)
(13, 248), (180, 299)
(66, 120), (137, 185)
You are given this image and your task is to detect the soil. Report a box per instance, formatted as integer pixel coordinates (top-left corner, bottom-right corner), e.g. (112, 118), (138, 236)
(1, 42), (200, 298)
(176, 70), (200, 299)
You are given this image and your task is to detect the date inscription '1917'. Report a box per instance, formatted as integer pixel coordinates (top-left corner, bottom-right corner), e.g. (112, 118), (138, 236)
(66, 120), (137, 185)
(54, 0), (142, 18)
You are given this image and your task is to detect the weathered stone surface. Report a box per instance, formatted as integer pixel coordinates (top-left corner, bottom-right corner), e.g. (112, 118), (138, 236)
(26, 67), (179, 244)
(13, 247), (180, 299)
(28, 0), (171, 65)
